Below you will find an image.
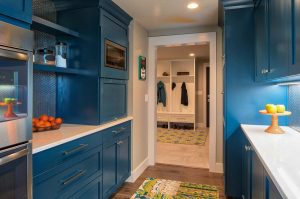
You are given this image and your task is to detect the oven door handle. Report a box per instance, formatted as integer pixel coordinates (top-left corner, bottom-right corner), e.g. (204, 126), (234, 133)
(0, 48), (28, 61)
(0, 148), (28, 166)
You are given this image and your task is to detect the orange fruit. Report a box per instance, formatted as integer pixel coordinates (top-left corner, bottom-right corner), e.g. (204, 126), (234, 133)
(45, 122), (51, 127)
(51, 121), (56, 126)
(36, 121), (44, 128)
(55, 118), (62, 124)
(48, 116), (55, 122)
(40, 115), (49, 122)
(32, 118), (38, 123)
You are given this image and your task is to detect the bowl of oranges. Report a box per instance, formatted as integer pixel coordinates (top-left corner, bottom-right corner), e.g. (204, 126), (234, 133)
(32, 115), (63, 132)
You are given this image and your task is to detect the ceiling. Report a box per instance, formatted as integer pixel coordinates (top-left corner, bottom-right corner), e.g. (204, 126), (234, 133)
(112, 0), (219, 31)
(157, 44), (209, 60)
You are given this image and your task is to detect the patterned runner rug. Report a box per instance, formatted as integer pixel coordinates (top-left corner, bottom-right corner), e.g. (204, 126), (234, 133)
(157, 128), (208, 146)
(131, 177), (219, 199)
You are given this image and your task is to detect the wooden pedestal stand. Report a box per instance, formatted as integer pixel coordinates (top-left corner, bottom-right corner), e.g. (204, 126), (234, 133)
(0, 102), (22, 118)
(259, 110), (291, 134)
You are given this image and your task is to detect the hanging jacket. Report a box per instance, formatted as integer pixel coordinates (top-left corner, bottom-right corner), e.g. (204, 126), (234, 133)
(157, 81), (167, 107)
(181, 82), (188, 106)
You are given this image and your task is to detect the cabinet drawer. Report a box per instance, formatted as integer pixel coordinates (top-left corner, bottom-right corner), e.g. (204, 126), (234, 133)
(33, 147), (102, 199)
(33, 132), (102, 176)
(69, 175), (102, 199)
(102, 121), (131, 144)
(170, 114), (194, 123)
(157, 113), (169, 122)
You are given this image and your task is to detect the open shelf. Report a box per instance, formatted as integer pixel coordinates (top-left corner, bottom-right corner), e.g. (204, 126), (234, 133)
(172, 75), (195, 83)
(32, 16), (80, 37)
(33, 64), (95, 76)
(157, 76), (170, 82)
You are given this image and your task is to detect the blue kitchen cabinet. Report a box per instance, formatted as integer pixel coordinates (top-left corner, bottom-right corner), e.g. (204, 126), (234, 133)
(100, 78), (127, 124)
(102, 122), (131, 199)
(242, 140), (252, 199)
(254, 0), (269, 81)
(289, 0), (300, 75)
(0, 0), (32, 28)
(267, 0), (290, 79)
(70, 177), (102, 199)
(266, 176), (282, 199)
(251, 150), (265, 199)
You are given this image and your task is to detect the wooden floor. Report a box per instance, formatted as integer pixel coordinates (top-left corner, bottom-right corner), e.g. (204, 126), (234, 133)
(111, 164), (225, 199)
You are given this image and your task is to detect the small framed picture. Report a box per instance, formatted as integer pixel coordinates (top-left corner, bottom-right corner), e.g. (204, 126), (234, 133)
(138, 56), (146, 80)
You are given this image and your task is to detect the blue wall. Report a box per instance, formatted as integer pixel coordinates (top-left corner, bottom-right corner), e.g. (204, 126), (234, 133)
(224, 8), (288, 197)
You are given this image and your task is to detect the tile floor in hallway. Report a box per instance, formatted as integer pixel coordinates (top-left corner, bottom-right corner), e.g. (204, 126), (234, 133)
(111, 164), (225, 199)
(156, 128), (209, 168)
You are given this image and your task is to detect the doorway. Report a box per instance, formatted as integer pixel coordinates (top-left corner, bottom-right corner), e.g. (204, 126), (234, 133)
(148, 32), (218, 172)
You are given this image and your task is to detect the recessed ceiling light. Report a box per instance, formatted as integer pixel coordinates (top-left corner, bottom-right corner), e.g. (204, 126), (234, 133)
(187, 2), (199, 9)
(189, 53), (195, 57)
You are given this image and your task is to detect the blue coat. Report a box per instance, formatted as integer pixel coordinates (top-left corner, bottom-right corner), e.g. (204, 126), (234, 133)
(157, 81), (166, 107)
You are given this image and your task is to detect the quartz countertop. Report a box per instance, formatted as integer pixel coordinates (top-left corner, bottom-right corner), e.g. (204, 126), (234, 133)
(241, 124), (300, 199)
(32, 117), (133, 154)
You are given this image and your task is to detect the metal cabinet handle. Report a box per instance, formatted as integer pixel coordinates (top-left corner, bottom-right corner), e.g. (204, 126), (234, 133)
(244, 145), (252, 151)
(117, 141), (124, 145)
(0, 149), (28, 166)
(63, 144), (88, 156)
(62, 170), (86, 186)
(112, 127), (126, 135)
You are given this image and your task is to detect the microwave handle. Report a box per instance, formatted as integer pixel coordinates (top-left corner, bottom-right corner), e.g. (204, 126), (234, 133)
(0, 48), (28, 61)
(0, 148), (28, 166)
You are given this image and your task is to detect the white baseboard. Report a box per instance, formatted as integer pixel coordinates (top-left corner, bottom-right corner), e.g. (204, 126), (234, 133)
(214, 163), (224, 173)
(126, 157), (149, 183)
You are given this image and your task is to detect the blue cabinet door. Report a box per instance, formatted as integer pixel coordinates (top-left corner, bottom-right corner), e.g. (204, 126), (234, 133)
(71, 176), (102, 199)
(102, 141), (118, 198)
(254, 0), (269, 81)
(251, 151), (265, 199)
(242, 140), (252, 199)
(0, 0), (32, 25)
(268, 0), (290, 79)
(100, 78), (127, 124)
(100, 9), (129, 80)
(117, 133), (131, 184)
(289, 0), (300, 75)
(265, 176), (283, 199)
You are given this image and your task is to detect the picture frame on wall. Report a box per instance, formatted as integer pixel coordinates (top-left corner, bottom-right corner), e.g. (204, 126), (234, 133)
(138, 55), (146, 80)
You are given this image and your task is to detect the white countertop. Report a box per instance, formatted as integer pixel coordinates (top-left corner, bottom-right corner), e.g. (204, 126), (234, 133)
(32, 117), (133, 154)
(241, 124), (300, 199)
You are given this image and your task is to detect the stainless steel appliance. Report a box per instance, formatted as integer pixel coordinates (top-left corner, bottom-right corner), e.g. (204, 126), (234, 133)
(0, 21), (33, 199)
(105, 40), (126, 70)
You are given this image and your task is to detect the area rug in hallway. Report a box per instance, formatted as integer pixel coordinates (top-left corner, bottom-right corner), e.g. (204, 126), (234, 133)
(131, 177), (219, 199)
(157, 128), (208, 146)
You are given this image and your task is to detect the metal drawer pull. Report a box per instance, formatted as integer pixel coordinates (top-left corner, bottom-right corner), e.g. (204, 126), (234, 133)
(62, 170), (86, 186)
(63, 144), (88, 156)
(112, 127), (126, 135)
(117, 141), (124, 145)
(0, 149), (28, 166)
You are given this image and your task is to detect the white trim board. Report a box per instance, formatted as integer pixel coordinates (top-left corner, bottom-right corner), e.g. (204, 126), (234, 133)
(126, 158), (149, 183)
(148, 32), (219, 173)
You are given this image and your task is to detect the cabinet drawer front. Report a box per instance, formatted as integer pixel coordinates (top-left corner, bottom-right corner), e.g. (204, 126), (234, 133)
(100, 78), (127, 124)
(33, 132), (102, 176)
(69, 175), (102, 199)
(34, 149), (102, 199)
(102, 121), (131, 144)
(170, 114), (194, 123)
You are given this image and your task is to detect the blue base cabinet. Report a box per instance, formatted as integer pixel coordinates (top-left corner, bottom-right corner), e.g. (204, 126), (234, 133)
(242, 137), (283, 199)
(33, 121), (132, 199)
(103, 122), (131, 199)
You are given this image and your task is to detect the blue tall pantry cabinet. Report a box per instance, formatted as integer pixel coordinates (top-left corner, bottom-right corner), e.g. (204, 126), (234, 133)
(222, 1), (288, 197)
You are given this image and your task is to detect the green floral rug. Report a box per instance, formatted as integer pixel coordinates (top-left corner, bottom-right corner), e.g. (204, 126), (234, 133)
(157, 128), (208, 146)
(131, 177), (219, 199)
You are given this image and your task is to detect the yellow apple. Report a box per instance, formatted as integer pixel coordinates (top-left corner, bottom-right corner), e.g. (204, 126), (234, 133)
(265, 104), (277, 114)
(276, 105), (285, 113)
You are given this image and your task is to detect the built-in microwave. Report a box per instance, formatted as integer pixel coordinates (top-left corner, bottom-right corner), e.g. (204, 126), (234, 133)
(105, 40), (126, 70)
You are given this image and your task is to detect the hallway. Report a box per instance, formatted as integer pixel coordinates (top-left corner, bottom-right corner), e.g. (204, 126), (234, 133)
(111, 164), (225, 199)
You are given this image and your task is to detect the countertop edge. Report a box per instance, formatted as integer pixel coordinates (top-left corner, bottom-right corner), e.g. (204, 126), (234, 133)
(241, 124), (288, 199)
(32, 117), (133, 154)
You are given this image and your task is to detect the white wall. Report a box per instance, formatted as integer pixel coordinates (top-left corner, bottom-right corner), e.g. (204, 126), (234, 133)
(128, 20), (149, 171)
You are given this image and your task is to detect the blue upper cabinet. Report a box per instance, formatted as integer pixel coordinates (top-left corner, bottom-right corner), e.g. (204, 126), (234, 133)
(268, 0), (290, 79)
(254, 0), (269, 81)
(289, 0), (300, 75)
(0, 0), (32, 28)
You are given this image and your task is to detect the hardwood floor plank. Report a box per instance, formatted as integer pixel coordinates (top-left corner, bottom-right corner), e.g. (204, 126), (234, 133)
(111, 164), (225, 199)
